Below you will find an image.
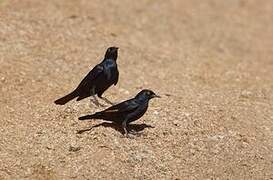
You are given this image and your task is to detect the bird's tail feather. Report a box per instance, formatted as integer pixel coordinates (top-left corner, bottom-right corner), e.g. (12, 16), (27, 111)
(78, 113), (101, 120)
(54, 90), (78, 105)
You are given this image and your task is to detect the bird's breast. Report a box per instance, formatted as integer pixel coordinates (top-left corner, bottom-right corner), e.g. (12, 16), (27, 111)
(128, 102), (149, 123)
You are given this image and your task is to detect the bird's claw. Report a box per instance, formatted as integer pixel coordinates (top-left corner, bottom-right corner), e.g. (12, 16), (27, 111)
(129, 129), (142, 135)
(90, 99), (106, 107)
(122, 130), (142, 138)
(123, 133), (135, 139)
(101, 97), (115, 105)
(97, 103), (107, 107)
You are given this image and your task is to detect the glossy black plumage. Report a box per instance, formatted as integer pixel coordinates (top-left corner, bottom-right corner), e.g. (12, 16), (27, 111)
(54, 47), (119, 105)
(78, 89), (160, 135)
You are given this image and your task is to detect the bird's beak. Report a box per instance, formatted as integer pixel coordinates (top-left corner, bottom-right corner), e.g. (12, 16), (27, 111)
(153, 94), (161, 98)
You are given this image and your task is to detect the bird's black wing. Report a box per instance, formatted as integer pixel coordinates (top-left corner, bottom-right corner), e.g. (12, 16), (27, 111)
(114, 70), (119, 85)
(76, 64), (104, 90)
(78, 99), (139, 121)
(103, 98), (139, 114)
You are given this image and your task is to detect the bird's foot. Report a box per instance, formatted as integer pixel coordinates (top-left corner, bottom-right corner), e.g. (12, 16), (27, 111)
(97, 103), (107, 107)
(111, 101), (118, 105)
(101, 97), (115, 105)
(90, 98), (106, 107)
(123, 133), (135, 139)
(129, 129), (142, 136)
(122, 130), (142, 138)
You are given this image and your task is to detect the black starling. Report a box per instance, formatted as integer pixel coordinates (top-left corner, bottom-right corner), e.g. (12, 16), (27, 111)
(78, 89), (160, 136)
(54, 47), (119, 106)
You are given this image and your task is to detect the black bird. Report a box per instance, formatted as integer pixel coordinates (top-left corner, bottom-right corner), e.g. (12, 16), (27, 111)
(78, 89), (160, 136)
(54, 47), (119, 106)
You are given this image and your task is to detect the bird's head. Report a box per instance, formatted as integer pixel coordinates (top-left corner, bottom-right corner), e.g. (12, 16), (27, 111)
(135, 89), (161, 101)
(105, 46), (119, 60)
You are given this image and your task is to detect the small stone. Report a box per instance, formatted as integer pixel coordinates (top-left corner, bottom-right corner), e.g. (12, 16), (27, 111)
(46, 146), (54, 150)
(173, 120), (180, 127)
(69, 146), (81, 152)
(69, 15), (78, 19)
(241, 90), (252, 98)
(110, 33), (117, 37)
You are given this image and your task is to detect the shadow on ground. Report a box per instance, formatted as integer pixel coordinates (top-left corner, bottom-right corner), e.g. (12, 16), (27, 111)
(77, 122), (154, 135)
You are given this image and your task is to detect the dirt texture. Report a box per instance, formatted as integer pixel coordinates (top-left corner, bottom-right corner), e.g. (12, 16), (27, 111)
(1, 0), (273, 179)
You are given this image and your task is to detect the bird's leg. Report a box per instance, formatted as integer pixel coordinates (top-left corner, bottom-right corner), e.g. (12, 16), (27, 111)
(90, 95), (99, 107)
(89, 87), (102, 107)
(100, 96), (115, 105)
(122, 120), (128, 137)
(93, 95), (100, 106)
(90, 95), (104, 107)
(122, 121), (136, 138)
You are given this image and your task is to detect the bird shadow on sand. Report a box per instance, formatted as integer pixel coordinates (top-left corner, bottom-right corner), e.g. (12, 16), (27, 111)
(77, 122), (154, 135)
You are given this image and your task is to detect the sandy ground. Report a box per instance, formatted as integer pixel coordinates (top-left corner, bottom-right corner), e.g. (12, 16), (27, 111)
(1, 0), (273, 179)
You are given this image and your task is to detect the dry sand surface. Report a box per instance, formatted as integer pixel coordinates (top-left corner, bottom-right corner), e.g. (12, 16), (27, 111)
(1, 0), (273, 179)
